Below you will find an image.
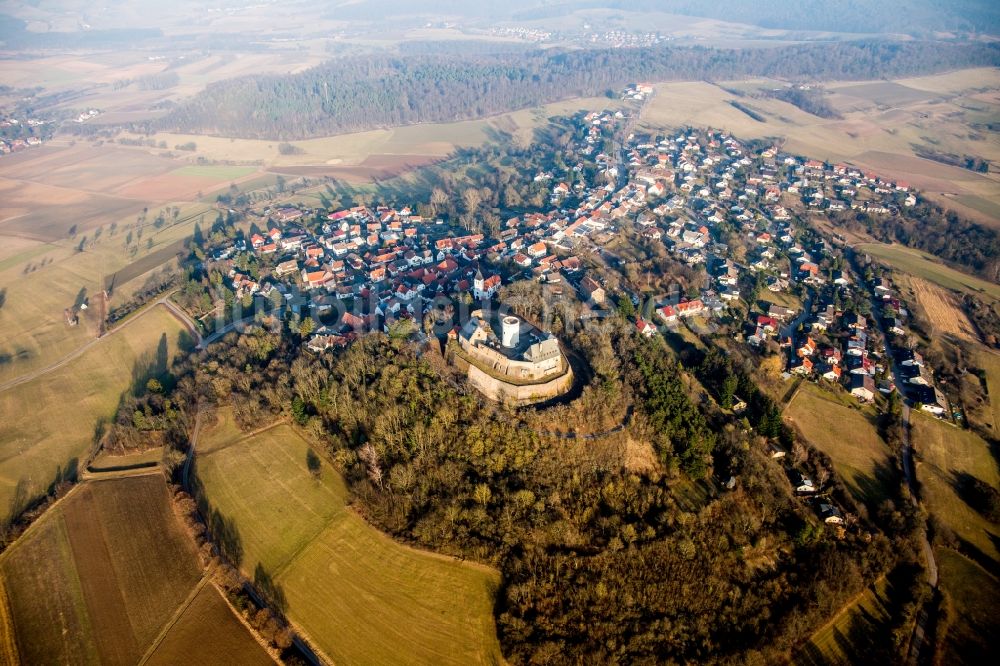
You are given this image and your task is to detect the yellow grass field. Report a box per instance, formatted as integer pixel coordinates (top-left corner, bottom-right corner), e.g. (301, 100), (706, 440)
(785, 382), (893, 506)
(0, 142), (217, 383)
(0, 244), (99, 384)
(194, 414), (503, 665)
(0, 577), (20, 666)
(896, 67), (1000, 95)
(0, 305), (184, 515)
(0, 506), (96, 663)
(795, 577), (893, 666)
(904, 276), (980, 342)
(0, 190), (212, 383)
(911, 413), (1000, 564)
(974, 348), (1000, 434)
(936, 548), (1000, 665)
(857, 243), (1000, 302)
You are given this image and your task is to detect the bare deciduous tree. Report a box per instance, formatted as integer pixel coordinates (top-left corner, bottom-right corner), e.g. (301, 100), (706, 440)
(358, 442), (384, 489)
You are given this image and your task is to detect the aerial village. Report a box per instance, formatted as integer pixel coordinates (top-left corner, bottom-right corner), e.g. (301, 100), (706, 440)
(198, 105), (960, 529)
(201, 98), (954, 526)
(214, 101), (943, 412)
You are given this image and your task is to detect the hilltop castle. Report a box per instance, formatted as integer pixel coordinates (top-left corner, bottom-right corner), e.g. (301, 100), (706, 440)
(450, 310), (573, 404)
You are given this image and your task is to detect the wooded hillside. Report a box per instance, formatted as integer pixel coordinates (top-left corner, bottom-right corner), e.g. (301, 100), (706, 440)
(151, 41), (1000, 140)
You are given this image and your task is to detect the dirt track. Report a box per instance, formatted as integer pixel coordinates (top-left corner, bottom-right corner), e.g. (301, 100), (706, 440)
(0, 296), (201, 394)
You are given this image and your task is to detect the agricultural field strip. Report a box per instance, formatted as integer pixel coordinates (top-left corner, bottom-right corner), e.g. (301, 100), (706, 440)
(276, 516), (500, 666)
(976, 349), (1000, 433)
(934, 548), (1000, 662)
(0, 174), (154, 202)
(61, 484), (143, 663)
(142, 583), (277, 666)
(79, 477), (203, 649)
(911, 413), (1000, 562)
(0, 240), (60, 273)
(171, 165), (258, 179)
(205, 581), (279, 664)
(0, 476), (216, 664)
(905, 276), (979, 342)
(136, 577), (211, 666)
(0, 578), (18, 665)
(80, 465), (163, 482)
(0, 509), (98, 664)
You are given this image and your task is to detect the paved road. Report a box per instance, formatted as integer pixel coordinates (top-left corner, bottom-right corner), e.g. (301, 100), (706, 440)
(870, 291), (939, 587)
(160, 296), (203, 349)
(863, 269), (938, 666)
(780, 290), (814, 341)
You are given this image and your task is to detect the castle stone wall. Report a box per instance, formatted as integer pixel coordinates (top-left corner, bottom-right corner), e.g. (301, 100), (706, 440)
(467, 364), (574, 406)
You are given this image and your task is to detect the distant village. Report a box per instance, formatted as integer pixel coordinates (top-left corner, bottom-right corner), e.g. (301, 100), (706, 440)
(486, 27), (670, 49)
(0, 108), (100, 155)
(0, 116), (46, 154)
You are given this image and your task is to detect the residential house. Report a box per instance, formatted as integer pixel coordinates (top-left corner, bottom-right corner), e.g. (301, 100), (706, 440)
(850, 374), (876, 401)
(899, 349), (923, 367)
(767, 303), (796, 321)
(676, 299), (704, 317)
(636, 319), (657, 337)
(274, 259), (299, 278)
(790, 356), (814, 375)
(580, 275), (606, 305)
(912, 385), (948, 416)
(819, 363), (842, 382)
(657, 304), (678, 324)
(794, 473), (817, 494)
(819, 504), (844, 525)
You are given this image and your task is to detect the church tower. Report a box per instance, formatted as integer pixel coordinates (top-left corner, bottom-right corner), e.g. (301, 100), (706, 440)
(473, 268), (485, 298)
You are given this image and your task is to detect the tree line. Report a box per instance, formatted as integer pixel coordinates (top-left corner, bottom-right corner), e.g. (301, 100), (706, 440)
(764, 86), (841, 119)
(832, 203), (1000, 282)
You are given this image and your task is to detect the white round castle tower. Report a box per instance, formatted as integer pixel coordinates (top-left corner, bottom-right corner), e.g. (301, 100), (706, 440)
(501, 316), (520, 348)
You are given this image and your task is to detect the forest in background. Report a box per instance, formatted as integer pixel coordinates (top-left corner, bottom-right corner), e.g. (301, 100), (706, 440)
(146, 41), (1000, 140)
(326, 0), (1000, 36)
